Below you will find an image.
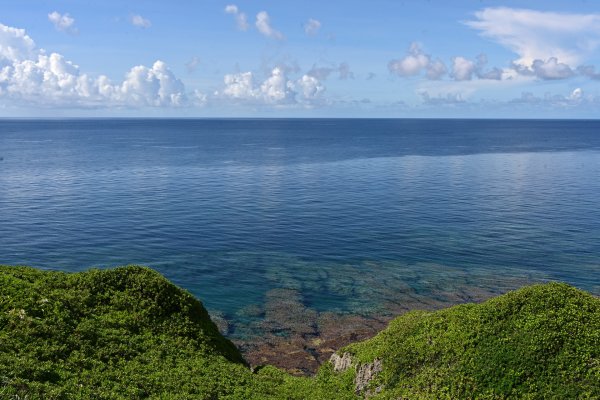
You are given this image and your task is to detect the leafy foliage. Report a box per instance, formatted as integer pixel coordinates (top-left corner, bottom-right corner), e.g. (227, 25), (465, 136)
(1, 265), (598, 399)
(344, 282), (600, 399)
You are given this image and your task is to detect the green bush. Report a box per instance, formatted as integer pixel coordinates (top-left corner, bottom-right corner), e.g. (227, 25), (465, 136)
(344, 282), (600, 399)
(0, 266), (252, 399)
(1, 265), (598, 399)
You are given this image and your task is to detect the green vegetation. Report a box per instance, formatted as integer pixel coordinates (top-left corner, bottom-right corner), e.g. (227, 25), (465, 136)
(1, 265), (598, 399)
(343, 282), (600, 399)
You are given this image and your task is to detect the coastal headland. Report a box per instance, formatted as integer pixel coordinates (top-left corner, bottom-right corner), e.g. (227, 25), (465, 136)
(1, 265), (598, 399)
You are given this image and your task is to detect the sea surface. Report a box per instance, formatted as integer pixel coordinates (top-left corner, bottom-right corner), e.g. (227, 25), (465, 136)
(1, 119), (599, 351)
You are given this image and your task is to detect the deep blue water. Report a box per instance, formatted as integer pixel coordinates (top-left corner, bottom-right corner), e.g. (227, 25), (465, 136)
(1, 119), (599, 338)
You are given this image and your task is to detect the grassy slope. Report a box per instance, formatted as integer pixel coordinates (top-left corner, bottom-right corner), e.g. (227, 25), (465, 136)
(1, 266), (598, 399)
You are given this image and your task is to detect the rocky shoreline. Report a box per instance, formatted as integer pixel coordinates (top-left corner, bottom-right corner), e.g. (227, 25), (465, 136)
(218, 279), (534, 375)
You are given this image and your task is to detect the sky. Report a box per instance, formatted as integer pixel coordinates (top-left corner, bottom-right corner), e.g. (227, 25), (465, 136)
(1, 0), (600, 118)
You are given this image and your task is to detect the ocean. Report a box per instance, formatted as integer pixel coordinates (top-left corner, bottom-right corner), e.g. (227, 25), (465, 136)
(1, 118), (599, 369)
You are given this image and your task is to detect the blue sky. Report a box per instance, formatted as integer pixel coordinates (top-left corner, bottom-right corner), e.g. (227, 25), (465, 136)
(1, 0), (600, 117)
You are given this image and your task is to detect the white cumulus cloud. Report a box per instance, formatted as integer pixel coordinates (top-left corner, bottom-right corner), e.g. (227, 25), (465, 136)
(0, 24), (36, 62)
(389, 44), (506, 82)
(569, 87), (583, 101)
(225, 4), (249, 31)
(474, 54), (503, 80)
(260, 67), (295, 104)
(222, 71), (258, 100)
(388, 43), (431, 77)
(120, 61), (185, 106)
(451, 56), (476, 81)
(256, 11), (284, 40)
(0, 22), (188, 108)
(388, 43), (452, 80)
(296, 75), (324, 99)
(48, 11), (77, 34)
(219, 67), (324, 106)
(426, 59), (447, 80)
(304, 18), (321, 36)
(224, 5), (239, 14)
(131, 15), (152, 29)
(531, 58), (574, 80)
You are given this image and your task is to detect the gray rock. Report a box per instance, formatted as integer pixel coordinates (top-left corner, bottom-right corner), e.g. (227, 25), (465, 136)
(354, 358), (382, 395)
(330, 353), (383, 397)
(329, 352), (353, 372)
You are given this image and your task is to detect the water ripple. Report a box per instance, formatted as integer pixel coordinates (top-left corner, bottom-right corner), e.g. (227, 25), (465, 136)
(0, 119), (599, 340)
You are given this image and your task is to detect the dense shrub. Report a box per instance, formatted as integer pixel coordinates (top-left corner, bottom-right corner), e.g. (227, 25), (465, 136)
(344, 282), (600, 399)
(1, 265), (598, 399)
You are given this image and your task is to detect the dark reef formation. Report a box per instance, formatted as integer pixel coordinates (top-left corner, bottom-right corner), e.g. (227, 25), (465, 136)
(226, 260), (543, 375)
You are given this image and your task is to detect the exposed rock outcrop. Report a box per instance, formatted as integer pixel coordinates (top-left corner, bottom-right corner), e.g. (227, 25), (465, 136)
(330, 352), (353, 372)
(354, 358), (383, 395)
(330, 352), (383, 397)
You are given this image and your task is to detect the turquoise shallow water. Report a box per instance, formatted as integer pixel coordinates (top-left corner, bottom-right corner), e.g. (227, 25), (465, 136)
(0, 119), (599, 340)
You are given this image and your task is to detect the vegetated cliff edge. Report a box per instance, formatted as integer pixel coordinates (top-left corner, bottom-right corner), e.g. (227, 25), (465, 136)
(0, 265), (598, 399)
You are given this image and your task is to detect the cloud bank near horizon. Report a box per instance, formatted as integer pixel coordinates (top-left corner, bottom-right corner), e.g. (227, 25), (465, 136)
(0, 23), (187, 108)
(1, 5), (600, 115)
